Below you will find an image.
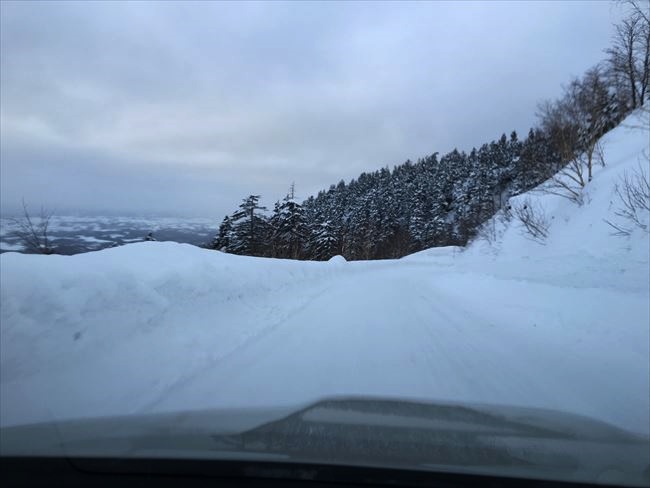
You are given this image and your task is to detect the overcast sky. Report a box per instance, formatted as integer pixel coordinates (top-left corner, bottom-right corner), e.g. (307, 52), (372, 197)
(1, 0), (622, 217)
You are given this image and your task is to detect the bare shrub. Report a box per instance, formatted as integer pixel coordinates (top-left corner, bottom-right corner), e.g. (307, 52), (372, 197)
(9, 200), (55, 254)
(513, 198), (550, 243)
(541, 157), (587, 205)
(474, 218), (497, 245)
(537, 64), (614, 202)
(605, 162), (650, 235)
(473, 204), (514, 247)
(537, 99), (587, 204)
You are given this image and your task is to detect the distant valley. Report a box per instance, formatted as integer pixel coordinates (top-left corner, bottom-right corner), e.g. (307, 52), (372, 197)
(0, 216), (216, 254)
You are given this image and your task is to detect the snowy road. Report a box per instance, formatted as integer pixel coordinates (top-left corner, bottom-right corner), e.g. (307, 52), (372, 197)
(147, 264), (518, 410)
(1, 244), (648, 437)
(143, 258), (649, 435)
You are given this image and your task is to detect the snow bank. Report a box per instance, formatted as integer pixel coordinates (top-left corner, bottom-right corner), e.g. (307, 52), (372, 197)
(328, 255), (347, 264)
(0, 243), (343, 425)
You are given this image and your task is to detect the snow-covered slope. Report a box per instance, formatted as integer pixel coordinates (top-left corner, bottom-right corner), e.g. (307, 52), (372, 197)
(1, 113), (648, 436)
(409, 111), (649, 291)
(503, 126), (647, 263)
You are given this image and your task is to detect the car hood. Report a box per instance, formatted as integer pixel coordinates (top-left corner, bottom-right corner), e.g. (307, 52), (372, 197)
(1, 397), (649, 486)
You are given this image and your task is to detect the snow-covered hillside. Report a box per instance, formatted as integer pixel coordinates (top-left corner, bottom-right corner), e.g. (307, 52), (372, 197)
(1, 113), (648, 436)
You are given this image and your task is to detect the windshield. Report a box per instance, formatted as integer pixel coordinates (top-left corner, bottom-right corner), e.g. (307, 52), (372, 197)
(1, 1), (649, 486)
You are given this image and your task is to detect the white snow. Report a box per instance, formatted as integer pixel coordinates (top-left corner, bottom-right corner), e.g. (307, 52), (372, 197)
(1, 113), (648, 437)
(75, 236), (114, 244)
(328, 255), (347, 263)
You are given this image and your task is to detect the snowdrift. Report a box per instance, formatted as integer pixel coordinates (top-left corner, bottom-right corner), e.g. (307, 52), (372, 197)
(0, 244), (346, 426)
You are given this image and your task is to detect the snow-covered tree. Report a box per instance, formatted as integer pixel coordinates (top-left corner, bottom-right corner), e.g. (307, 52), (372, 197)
(211, 215), (232, 251)
(271, 184), (307, 259)
(311, 220), (338, 260)
(229, 195), (269, 256)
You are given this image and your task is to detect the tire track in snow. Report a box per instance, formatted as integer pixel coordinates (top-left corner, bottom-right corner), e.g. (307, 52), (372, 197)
(134, 262), (647, 435)
(145, 266), (489, 413)
(135, 279), (337, 413)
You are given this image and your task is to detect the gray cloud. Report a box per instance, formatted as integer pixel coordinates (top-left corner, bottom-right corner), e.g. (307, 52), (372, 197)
(1, 0), (621, 217)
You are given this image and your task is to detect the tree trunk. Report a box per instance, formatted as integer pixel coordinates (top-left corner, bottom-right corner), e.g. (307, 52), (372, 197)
(628, 43), (638, 108)
(641, 27), (649, 105)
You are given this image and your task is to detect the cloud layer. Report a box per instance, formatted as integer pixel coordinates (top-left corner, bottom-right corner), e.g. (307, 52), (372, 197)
(1, 1), (619, 217)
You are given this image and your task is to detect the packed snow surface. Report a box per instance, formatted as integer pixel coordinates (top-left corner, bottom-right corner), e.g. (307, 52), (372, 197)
(1, 115), (648, 435)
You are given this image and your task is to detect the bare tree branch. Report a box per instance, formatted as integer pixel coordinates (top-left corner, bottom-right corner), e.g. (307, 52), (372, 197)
(9, 200), (55, 254)
(605, 161), (650, 235)
(513, 198), (550, 244)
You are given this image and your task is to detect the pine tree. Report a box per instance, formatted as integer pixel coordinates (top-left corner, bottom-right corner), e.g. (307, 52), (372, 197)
(311, 220), (338, 260)
(211, 215), (232, 251)
(229, 195), (268, 256)
(272, 184), (307, 259)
